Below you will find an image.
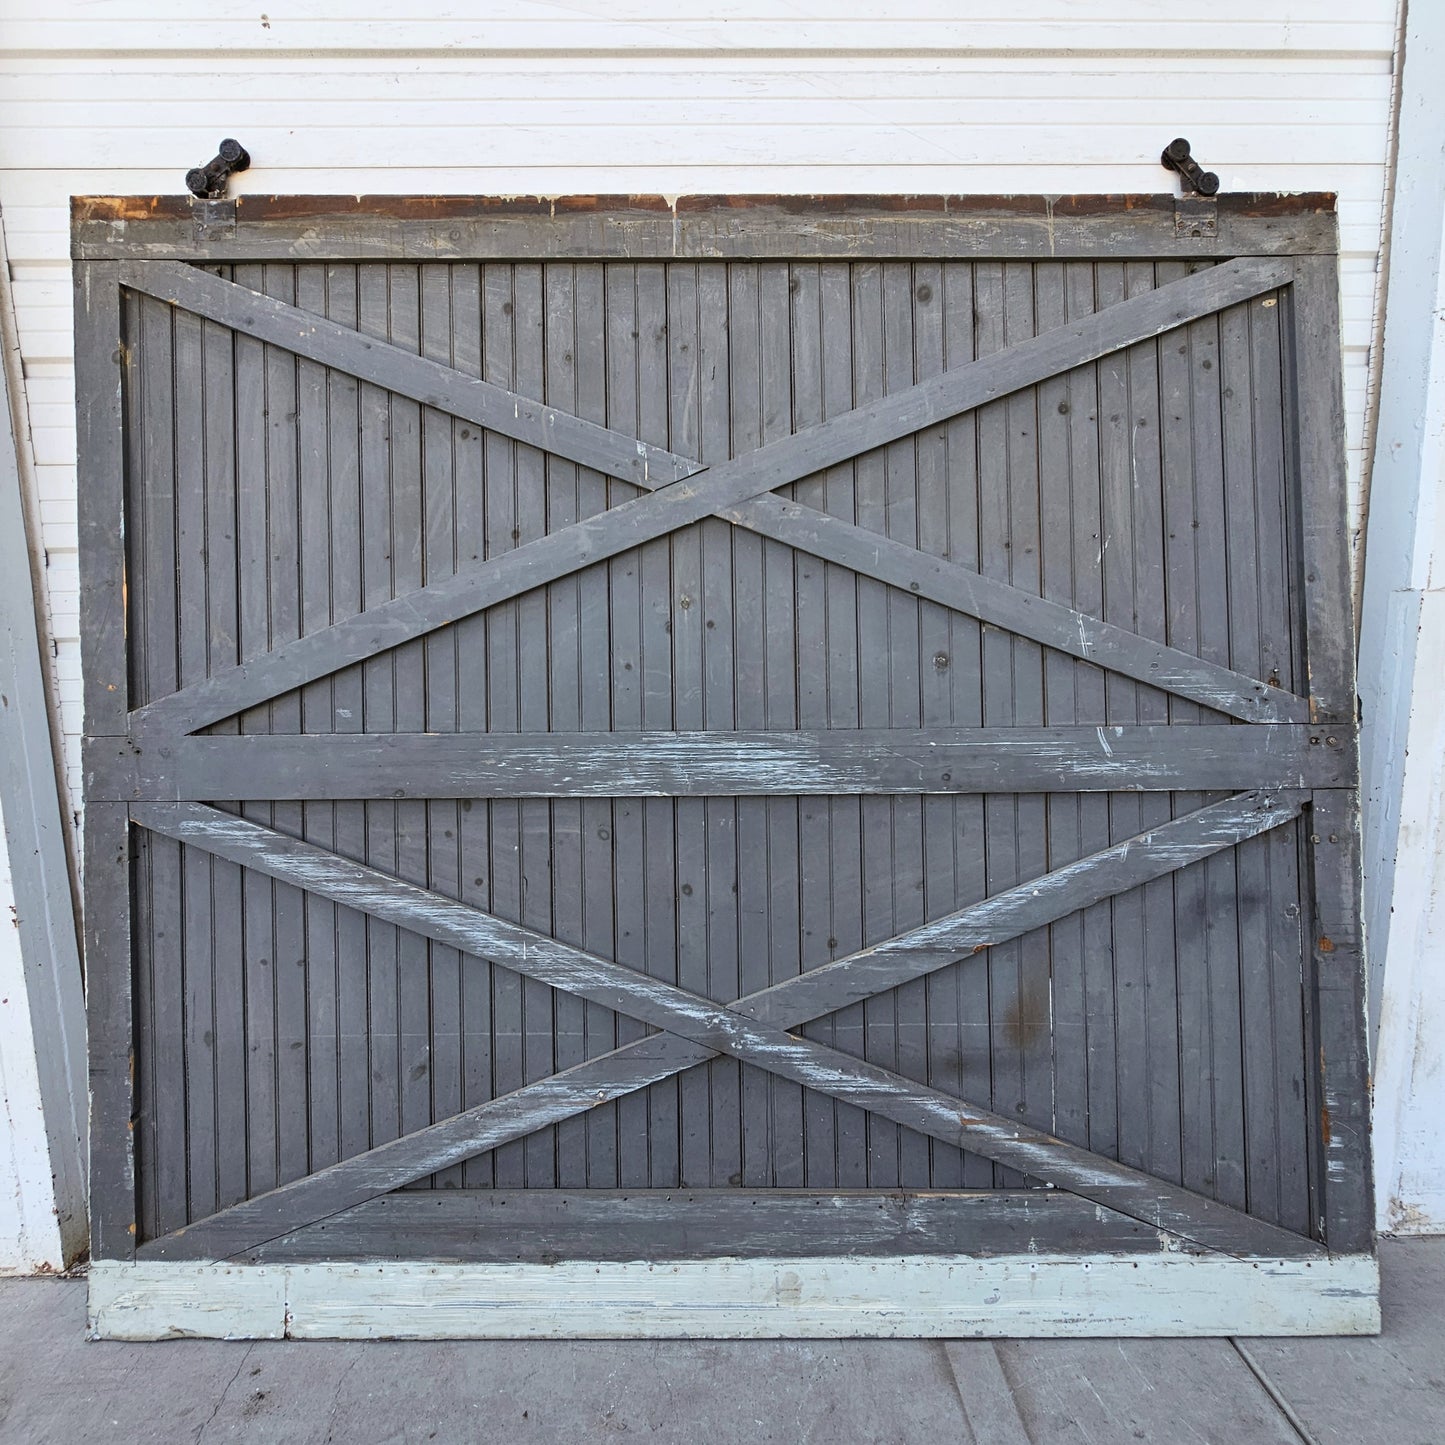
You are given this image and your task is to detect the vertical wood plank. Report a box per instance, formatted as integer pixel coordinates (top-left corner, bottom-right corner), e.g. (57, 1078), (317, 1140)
(261, 263), (311, 1192)
(172, 303), (217, 1223)
(1062, 260), (1119, 1172)
(482, 262), (526, 1190)
(636, 261), (680, 1188)
(450, 263), (496, 1190)
(419, 263), (462, 1188)
(820, 260), (866, 1189)
(323, 264), (374, 1174)
(356, 262), (401, 1163)
(789, 260), (838, 1189)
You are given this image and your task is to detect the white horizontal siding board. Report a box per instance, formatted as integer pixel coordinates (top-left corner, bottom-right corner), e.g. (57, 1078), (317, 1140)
(0, 1), (1400, 56)
(0, 131), (1395, 172)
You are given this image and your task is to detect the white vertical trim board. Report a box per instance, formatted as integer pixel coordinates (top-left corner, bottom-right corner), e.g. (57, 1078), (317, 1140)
(87, 1255), (1382, 1342)
(0, 798), (70, 1273)
(1357, 0), (1445, 1235)
(0, 207), (87, 1273)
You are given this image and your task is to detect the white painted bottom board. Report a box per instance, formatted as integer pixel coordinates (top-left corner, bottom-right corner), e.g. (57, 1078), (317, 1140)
(87, 1253), (1381, 1341)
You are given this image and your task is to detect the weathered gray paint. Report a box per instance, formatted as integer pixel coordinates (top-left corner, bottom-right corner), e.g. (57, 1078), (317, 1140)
(137, 791), (1308, 1263)
(239, 1189), (1175, 1265)
(130, 252), (1295, 736)
(86, 726), (1353, 801)
(75, 197), (1372, 1318)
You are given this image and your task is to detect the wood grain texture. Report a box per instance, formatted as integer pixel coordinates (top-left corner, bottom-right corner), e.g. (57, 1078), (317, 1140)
(87, 1253), (1381, 1342)
(87, 726), (1353, 801)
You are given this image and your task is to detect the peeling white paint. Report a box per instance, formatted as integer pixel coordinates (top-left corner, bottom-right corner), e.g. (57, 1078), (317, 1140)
(87, 1254), (1381, 1341)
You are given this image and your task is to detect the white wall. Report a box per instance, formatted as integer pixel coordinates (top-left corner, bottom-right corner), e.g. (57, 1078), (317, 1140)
(0, 0), (1415, 1248)
(1359, 0), (1445, 1235)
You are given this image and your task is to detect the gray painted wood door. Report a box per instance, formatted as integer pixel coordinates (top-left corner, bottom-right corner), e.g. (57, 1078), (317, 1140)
(76, 195), (1371, 1272)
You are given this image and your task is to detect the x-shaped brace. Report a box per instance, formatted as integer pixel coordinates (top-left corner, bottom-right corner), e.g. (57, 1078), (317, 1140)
(119, 254), (1307, 741)
(136, 790), (1314, 1262)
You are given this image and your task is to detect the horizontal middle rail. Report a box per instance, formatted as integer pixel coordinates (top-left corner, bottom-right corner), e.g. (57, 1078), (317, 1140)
(89, 725), (1355, 800)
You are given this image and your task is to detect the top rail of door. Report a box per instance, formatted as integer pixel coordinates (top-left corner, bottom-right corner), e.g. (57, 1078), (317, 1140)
(70, 192), (1339, 262)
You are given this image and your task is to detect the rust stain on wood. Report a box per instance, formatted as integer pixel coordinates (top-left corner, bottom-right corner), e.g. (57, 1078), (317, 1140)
(71, 190), (1340, 229)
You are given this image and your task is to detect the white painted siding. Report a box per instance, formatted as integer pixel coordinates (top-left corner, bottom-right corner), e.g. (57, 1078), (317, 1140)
(0, 5), (1400, 809)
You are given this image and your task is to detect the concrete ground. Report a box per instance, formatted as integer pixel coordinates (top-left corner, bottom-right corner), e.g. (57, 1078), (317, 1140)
(0, 1238), (1440, 1444)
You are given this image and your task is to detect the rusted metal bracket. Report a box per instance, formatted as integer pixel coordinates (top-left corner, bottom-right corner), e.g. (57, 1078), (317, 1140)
(1174, 196), (1218, 241)
(190, 198), (237, 246)
(185, 138), (250, 200)
(1161, 137), (1220, 197)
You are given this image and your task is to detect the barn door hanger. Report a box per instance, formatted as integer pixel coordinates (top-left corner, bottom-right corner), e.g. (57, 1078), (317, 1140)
(1161, 137), (1220, 196)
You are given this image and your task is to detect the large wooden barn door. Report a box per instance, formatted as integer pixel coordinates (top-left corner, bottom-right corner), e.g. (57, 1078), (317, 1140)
(76, 195), (1375, 1337)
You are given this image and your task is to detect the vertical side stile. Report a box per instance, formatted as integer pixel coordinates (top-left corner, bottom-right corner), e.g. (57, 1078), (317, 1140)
(419, 263), (462, 1188)
(137, 291), (186, 1236)
(1287, 253), (1374, 1253)
(76, 257), (133, 1258)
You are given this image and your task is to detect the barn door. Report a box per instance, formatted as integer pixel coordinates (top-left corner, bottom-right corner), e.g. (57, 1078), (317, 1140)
(76, 195), (1376, 1338)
